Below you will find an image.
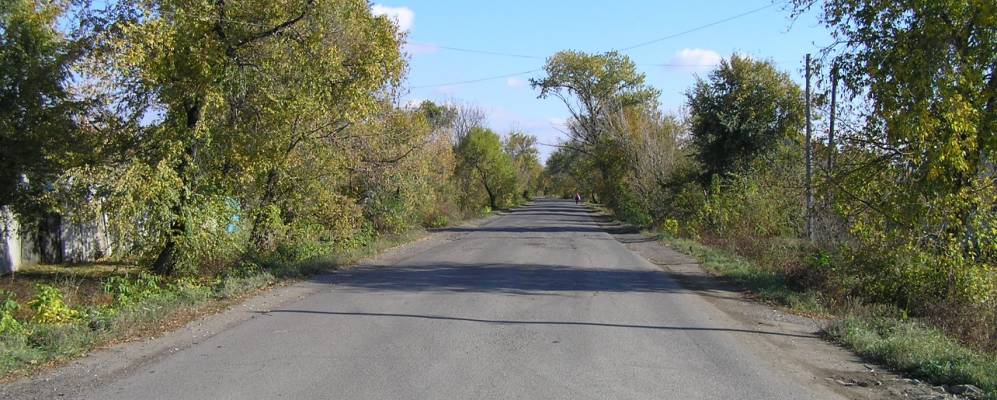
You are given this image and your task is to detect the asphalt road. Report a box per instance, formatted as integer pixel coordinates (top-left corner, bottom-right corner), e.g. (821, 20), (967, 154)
(79, 200), (840, 400)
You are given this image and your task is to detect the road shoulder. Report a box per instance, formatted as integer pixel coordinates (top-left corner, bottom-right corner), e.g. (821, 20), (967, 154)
(612, 225), (973, 400)
(0, 213), (502, 400)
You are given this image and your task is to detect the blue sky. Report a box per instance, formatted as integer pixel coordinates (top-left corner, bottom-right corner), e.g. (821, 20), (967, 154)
(372, 1), (832, 161)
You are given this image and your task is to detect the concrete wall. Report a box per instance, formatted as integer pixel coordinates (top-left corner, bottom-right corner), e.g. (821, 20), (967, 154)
(1, 208), (22, 273)
(1, 208), (111, 273)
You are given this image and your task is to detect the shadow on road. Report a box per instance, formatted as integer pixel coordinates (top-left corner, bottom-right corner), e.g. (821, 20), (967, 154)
(318, 262), (696, 294)
(257, 310), (816, 339)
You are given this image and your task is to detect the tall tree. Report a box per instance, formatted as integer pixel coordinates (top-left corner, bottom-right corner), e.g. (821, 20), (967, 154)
(456, 128), (516, 210)
(0, 0), (82, 216)
(531, 50), (660, 151)
(686, 54), (804, 180)
(85, 0), (404, 273)
(531, 50), (659, 207)
(504, 131), (542, 198)
(793, 0), (996, 304)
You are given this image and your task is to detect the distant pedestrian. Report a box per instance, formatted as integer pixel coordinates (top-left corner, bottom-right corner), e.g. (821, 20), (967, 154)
(574, 192), (581, 204)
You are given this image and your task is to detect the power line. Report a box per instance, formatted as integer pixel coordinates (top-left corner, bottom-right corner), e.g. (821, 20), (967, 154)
(406, 2), (779, 88)
(408, 69), (540, 89)
(408, 42), (543, 60)
(617, 3), (777, 51)
(407, 2), (777, 60)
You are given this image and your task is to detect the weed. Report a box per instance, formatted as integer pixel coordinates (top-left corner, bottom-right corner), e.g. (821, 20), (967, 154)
(828, 314), (997, 399)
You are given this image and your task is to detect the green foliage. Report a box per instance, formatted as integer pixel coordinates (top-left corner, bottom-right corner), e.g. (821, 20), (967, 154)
(422, 213), (449, 229)
(70, 0), (407, 274)
(686, 54), (804, 180)
(693, 165), (802, 241)
(532, 50), (660, 148)
(27, 285), (78, 324)
(504, 131), (544, 199)
(0, 291), (24, 337)
(0, 0), (83, 214)
(659, 219), (680, 238)
(612, 183), (652, 227)
(456, 128), (518, 210)
(103, 273), (166, 306)
(530, 51), (660, 209)
(662, 237), (825, 315)
(828, 314), (997, 398)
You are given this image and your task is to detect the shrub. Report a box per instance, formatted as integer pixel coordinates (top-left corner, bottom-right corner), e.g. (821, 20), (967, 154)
(659, 219), (680, 238)
(27, 285), (78, 324)
(0, 291), (24, 337)
(103, 273), (163, 306)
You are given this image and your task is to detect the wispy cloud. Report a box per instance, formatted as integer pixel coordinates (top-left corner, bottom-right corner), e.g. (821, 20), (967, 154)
(667, 48), (722, 69)
(506, 77), (527, 89)
(435, 85), (458, 95)
(547, 117), (567, 129)
(404, 42), (439, 56)
(371, 4), (415, 33)
(404, 98), (425, 109)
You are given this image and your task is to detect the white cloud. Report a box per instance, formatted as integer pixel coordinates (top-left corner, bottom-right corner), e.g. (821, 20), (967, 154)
(403, 42), (438, 55)
(547, 117), (567, 129)
(435, 85), (458, 95)
(668, 48), (722, 69)
(404, 98), (424, 109)
(506, 77), (527, 89)
(371, 4), (415, 33)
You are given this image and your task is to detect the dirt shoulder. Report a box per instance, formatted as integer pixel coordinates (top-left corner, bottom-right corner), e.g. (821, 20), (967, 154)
(612, 226), (974, 400)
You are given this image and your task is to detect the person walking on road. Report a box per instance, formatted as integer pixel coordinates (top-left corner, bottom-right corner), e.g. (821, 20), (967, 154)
(574, 192), (581, 204)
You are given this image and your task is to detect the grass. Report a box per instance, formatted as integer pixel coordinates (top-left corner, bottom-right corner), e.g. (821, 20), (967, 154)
(659, 236), (826, 315)
(1, 279), (215, 378)
(657, 234), (996, 398)
(828, 314), (997, 399)
(0, 227), (434, 380)
(0, 264), (139, 320)
(266, 228), (429, 278)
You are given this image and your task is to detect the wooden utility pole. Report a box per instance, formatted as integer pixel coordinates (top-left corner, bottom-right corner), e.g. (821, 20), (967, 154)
(804, 54), (814, 241)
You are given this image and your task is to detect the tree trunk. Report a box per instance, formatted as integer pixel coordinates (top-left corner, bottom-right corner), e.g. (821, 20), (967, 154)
(152, 100), (202, 275)
(250, 168), (280, 253)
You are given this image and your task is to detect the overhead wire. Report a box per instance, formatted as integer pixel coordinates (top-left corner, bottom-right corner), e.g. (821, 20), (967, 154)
(616, 3), (777, 51)
(406, 2), (781, 89)
(408, 69), (540, 89)
(407, 42), (544, 60)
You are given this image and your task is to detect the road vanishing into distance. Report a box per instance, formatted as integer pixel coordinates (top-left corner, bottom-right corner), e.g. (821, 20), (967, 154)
(74, 200), (842, 399)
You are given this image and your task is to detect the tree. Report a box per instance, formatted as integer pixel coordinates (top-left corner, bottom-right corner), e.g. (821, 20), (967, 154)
(531, 50), (660, 150)
(686, 54), (804, 180)
(451, 103), (487, 146)
(84, 0), (404, 273)
(793, 0), (996, 305)
(456, 128), (516, 210)
(0, 0), (82, 216)
(531, 50), (660, 207)
(504, 131), (542, 199)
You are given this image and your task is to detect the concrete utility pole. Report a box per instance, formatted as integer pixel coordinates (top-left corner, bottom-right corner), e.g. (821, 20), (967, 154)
(804, 54), (814, 242)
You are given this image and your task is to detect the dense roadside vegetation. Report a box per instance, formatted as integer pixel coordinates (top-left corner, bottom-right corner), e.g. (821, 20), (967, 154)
(538, 1), (995, 396)
(1, 0), (541, 376)
(2, 0), (993, 395)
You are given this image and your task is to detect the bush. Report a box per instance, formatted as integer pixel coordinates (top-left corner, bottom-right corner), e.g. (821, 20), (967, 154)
(613, 184), (652, 227)
(28, 285), (78, 324)
(0, 291), (24, 337)
(421, 212), (449, 229)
